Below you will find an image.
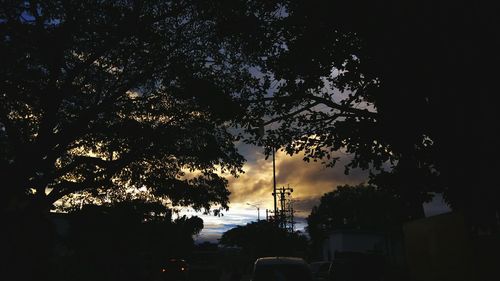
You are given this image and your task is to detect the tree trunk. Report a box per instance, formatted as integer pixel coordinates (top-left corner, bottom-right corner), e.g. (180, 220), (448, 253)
(1, 200), (55, 281)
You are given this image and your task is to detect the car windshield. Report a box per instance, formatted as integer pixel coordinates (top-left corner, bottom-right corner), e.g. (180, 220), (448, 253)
(310, 262), (330, 274)
(253, 264), (313, 281)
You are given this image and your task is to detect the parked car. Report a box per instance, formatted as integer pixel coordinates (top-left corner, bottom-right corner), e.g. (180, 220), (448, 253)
(252, 257), (313, 281)
(158, 259), (189, 281)
(309, 261), (333, 281)
(188, 249), (222, 281)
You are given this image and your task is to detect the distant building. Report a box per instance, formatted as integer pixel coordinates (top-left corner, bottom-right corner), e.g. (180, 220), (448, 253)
(322, 230), (387, 261)
(320, 228), (408, 273)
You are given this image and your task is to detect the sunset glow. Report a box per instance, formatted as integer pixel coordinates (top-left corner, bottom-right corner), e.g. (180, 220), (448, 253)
(188, 143), (369, 242)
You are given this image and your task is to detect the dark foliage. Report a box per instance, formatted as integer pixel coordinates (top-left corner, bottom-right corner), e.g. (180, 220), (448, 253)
(244, 1), (500, 223)
(58, 200), (203, 281)
(220, 221), (308, 259)
(0, 0), (292, 214)
(306, 184), (408, 247)
(2, 1), (499, 279)
(0, 2), (295, 279)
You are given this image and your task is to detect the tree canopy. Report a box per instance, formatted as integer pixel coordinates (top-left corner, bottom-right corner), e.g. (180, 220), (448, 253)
(0, 0), (294, 214)
(305, 184), (413, 262)
(63, 200), (203, 280)
(220, 220), (308, 259)
(306, 184), (408, 245)
(2, 0), (498, 222)
(244, 1), (500, 219)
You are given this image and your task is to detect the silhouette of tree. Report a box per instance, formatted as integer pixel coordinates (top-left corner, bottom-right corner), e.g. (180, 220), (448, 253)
(220, 221), (308, 259)
(2, 1), (499, 277)
(244, 1), (500, 221)
(65, 200), (203, 281)
(307, 185), (406, 237)
(306, 184), (408, 259)
(0, 0), (294, 214)
(0, 2), (297, 279)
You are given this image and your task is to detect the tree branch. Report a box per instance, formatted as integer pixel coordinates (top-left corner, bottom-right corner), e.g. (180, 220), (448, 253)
(307, 95), (377, 118)
(263, 101), (320, 126)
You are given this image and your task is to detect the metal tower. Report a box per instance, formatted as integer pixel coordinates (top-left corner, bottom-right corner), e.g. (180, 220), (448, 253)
(272, 185), (295, 232)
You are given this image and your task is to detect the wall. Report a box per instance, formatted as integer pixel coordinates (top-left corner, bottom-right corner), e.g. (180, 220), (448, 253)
(322, 231), (386, 261)
(404, 212), (471, 281)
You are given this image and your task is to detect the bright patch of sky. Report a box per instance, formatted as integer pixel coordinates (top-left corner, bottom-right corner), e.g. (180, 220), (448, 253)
(181, 203), (308, 243)
(180, 142), (369, 243)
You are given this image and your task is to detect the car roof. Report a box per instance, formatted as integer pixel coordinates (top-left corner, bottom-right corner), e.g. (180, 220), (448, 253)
(310, 261), (331, 265)
(255, 257), (308, 266)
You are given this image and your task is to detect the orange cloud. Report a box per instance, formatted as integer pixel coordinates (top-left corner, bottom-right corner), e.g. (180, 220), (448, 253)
(226, 144), (368, 217)
(188, 144), (369, 242)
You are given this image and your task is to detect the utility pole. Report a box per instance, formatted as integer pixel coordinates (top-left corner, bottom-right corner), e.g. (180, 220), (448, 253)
(247, 203), (260, 221)
(280, 186), (287, 228)
(272, 147), (277, 220)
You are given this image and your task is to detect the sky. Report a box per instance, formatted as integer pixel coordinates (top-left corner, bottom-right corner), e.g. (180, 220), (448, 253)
(184, 142), (371, 243)
(183, 141), (452, 243)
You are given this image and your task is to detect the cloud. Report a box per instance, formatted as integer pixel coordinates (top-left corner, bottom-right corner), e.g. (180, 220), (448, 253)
(225, 145), (275, 207)
(190, 143), (370, 242)
(226, 144), (368, 214)
(188, 207), (260, 243)
(292, 196), (322, 217)
(275, 151), (368, 199)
